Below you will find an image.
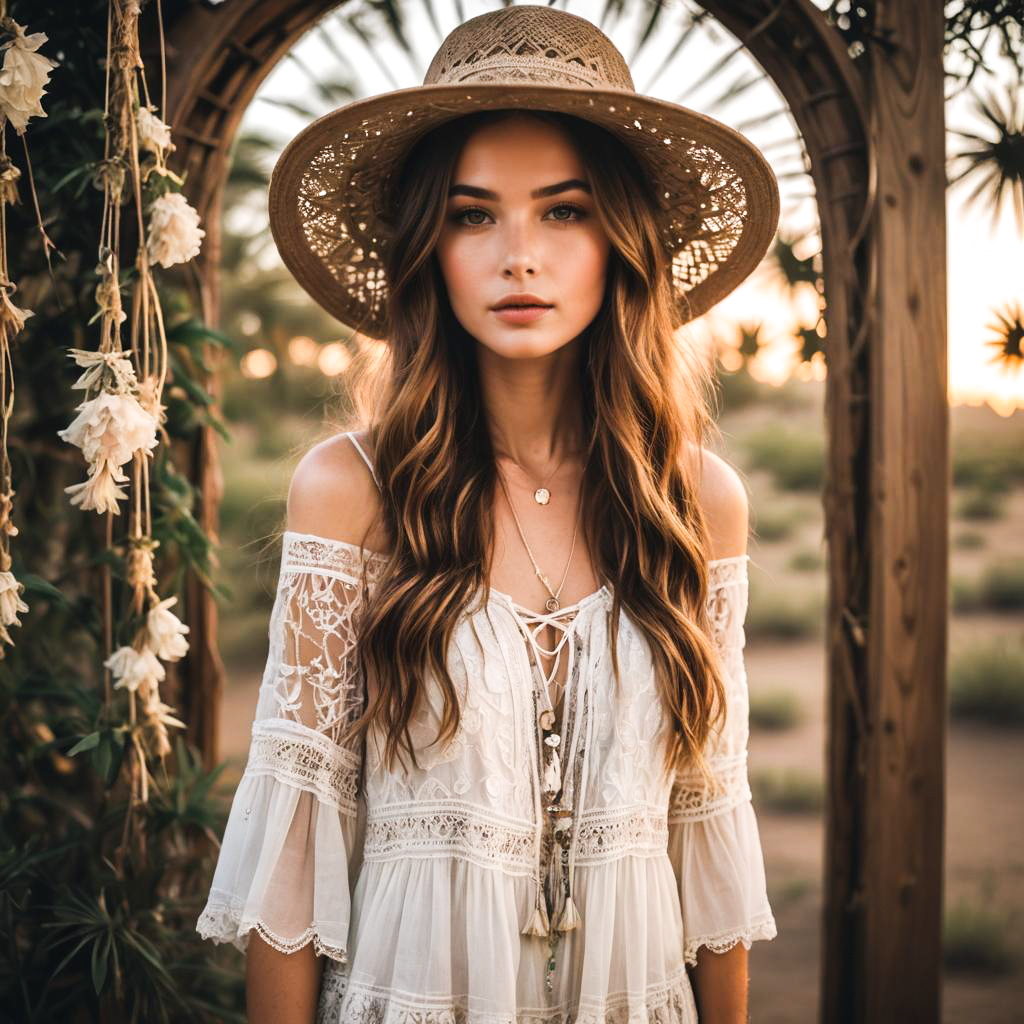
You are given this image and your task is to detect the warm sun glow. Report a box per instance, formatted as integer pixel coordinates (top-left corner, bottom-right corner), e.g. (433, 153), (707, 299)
(317, 342), (353, 376)
(288, 335), (320, 366)
(240, 348), (277, 379)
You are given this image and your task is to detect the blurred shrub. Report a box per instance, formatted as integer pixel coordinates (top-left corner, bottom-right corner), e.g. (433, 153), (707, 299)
(751, 767), (824, 814)
(788, 548), (825, 572)
(948, 637), (1024, 726)
(952, 432), (1024, 491)
(944, 896), (1019, 975)
(955, 483), (1006, 521)
(749, 689), (804, 731)
(751, 506), (801, 543)
(743, 428), (824, 492)
(952, 529), (986, 550)
(977, 559), (1024, 611)
(746, 589), (822, 640)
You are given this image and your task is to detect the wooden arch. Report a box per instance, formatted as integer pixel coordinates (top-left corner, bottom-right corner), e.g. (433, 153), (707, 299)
(152, 2), (947, 1020)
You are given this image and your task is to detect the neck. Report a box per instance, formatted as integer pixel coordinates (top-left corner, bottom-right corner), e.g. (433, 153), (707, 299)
(477, 336), (586, 472)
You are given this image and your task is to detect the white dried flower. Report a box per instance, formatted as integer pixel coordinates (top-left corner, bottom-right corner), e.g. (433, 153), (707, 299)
(0, 20), (59, 135)
(63, 457), (130, 515)
(0, 569), (29, 645)
(65, 348), (138, 394)
(105, 644), (165, 693)
(136, 105), (172, 155)
(146, 595), (190, 661)
(146, 191), (205, 268)
(58, 389), (158, 467)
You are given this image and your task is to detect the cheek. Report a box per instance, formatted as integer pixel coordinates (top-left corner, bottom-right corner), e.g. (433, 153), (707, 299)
(436, 236), (481, 307)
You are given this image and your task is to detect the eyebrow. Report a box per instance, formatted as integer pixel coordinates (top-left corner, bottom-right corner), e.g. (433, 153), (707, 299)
(447, 178), (592, 201)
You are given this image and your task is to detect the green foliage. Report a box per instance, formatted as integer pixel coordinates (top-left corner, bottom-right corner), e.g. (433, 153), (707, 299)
(944, 891), (1020, 976)
(749, 689), (804, 731)
(743, 427), (825, 492)
(746, 587), (822, 640)
(948, 636), (1024, 726)
(750, 505), (799, 543)
(0, 0), (244, 1015)
(954, 484), (1006, 521)
(788, 547), (825, 572)
(750, 767), (824, 814)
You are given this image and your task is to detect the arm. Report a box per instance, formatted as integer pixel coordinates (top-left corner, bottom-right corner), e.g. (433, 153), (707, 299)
(670, 452), (775, 1023)
(197, 437), (380, 1022)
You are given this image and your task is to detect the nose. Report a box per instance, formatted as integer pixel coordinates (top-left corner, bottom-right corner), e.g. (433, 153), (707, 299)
(500, 218), (537, 278)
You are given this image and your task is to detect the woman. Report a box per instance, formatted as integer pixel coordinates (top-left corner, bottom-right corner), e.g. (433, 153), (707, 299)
(198, 7), (779, 1023)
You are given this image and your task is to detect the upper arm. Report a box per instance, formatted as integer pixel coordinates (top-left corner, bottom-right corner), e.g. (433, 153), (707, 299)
(286, 430), (387, 552)
(697, 448), (750, 561)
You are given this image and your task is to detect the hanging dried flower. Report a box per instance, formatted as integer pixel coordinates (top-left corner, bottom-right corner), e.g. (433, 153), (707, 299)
(105, 643), (165, 693)
(63, 457), (130, 515)
(0, 155), (19, 205)
(0, 569), (28, 644)
(146, 595), (190, 661)
(65, 347), (137, 393)
(0, 19), (59, 135)
(146, 191), (205, 268)
(0, 281), (33, 333)
(136, 104), (172, 156)
(58, 388), (158, 467)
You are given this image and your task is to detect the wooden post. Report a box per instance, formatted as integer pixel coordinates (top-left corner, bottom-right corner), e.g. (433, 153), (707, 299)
(860, 1), (948, 1018)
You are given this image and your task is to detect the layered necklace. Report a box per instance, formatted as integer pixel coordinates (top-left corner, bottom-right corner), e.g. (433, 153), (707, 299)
(494, 449), (589, 987)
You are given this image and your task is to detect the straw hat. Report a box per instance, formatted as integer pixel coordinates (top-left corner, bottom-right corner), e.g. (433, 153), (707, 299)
(268, 4), (780, 339)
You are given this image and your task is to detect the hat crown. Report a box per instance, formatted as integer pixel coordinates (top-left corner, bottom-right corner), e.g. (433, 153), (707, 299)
(424, 5), (635, 92)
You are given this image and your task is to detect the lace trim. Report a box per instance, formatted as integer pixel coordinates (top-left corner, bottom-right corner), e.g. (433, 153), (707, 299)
(363, 801), (537, 875)
(572, 805), (669, 865)
(317, 964), (697, 1024)
(248, 718), (360, 815)
(667, 752), (751, 823)
(282, 530), (745, 596)
(682, 909), (778, 966)
(282, 529), (388, 584)
(196, 891), (349, 964)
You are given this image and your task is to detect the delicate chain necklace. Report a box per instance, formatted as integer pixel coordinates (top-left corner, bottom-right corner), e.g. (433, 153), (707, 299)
(504, 446), (573, 506)
(496, 466), (580, 613)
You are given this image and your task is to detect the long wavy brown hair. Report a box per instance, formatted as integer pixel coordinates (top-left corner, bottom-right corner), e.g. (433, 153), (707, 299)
(335, 108), (731, 789)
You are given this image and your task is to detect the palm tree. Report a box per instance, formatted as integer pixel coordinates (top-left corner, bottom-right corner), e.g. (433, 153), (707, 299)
(947, 85), (1024, 233)
(984, 302), (1024, 376)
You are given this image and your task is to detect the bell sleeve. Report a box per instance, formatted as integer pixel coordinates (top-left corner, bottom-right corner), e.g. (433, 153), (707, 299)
(666, 554), (778, 966)
(196, 533), (375, 963)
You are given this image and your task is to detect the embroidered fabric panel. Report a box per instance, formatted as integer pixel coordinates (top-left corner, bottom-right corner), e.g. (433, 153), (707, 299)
(248, 718), (361, 815)
(362, 800), (537, 875)
(667, 555), (752, 824)
(316, 965), (699, 1024)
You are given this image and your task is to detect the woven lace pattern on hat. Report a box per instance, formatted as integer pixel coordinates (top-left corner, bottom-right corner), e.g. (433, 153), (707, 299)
(423, 7), (635, 90)
(294, 16), (748, 332)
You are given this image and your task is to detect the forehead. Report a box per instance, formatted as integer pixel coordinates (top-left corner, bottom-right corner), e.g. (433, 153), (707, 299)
(452, 114), (587, 189)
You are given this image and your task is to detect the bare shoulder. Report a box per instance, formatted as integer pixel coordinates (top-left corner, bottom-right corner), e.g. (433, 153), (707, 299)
(696, 446), (749, 561)
(286, 430), (388, 552)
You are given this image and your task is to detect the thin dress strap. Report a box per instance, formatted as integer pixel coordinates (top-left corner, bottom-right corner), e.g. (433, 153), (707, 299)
(343, 431), (381, 491)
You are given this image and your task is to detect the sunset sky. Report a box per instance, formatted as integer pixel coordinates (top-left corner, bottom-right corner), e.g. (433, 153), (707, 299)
(238, 0), (1023, 415)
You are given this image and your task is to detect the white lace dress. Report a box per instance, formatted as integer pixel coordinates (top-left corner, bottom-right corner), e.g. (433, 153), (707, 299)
(197, 520), (777, 1022)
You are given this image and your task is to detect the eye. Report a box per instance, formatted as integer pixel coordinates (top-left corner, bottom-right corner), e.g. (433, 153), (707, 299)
(451, 206), (491, 227)
(545, 202), (586, 223)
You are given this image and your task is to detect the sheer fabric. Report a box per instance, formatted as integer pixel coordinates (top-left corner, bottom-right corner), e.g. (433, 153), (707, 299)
(197, 524), (776, 1021)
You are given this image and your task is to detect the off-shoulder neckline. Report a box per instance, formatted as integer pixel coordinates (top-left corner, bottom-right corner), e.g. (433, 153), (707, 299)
(281, 530), (749, 569)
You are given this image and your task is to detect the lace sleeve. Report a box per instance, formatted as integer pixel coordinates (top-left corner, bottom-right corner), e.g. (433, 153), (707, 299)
(666, 555), (778, 966)
(196, 531), (384, 963)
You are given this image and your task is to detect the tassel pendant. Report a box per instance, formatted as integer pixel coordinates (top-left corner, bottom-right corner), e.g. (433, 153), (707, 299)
(522, 898), (550, 937)
(557, 893), (581, 932)
(542, 745), (562, 796)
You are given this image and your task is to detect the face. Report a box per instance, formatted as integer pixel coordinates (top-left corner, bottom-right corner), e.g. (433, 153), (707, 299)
(435, 113), (611, 360)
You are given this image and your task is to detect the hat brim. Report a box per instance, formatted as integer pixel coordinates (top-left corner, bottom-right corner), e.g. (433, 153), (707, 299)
(268, 82), (780, 339)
